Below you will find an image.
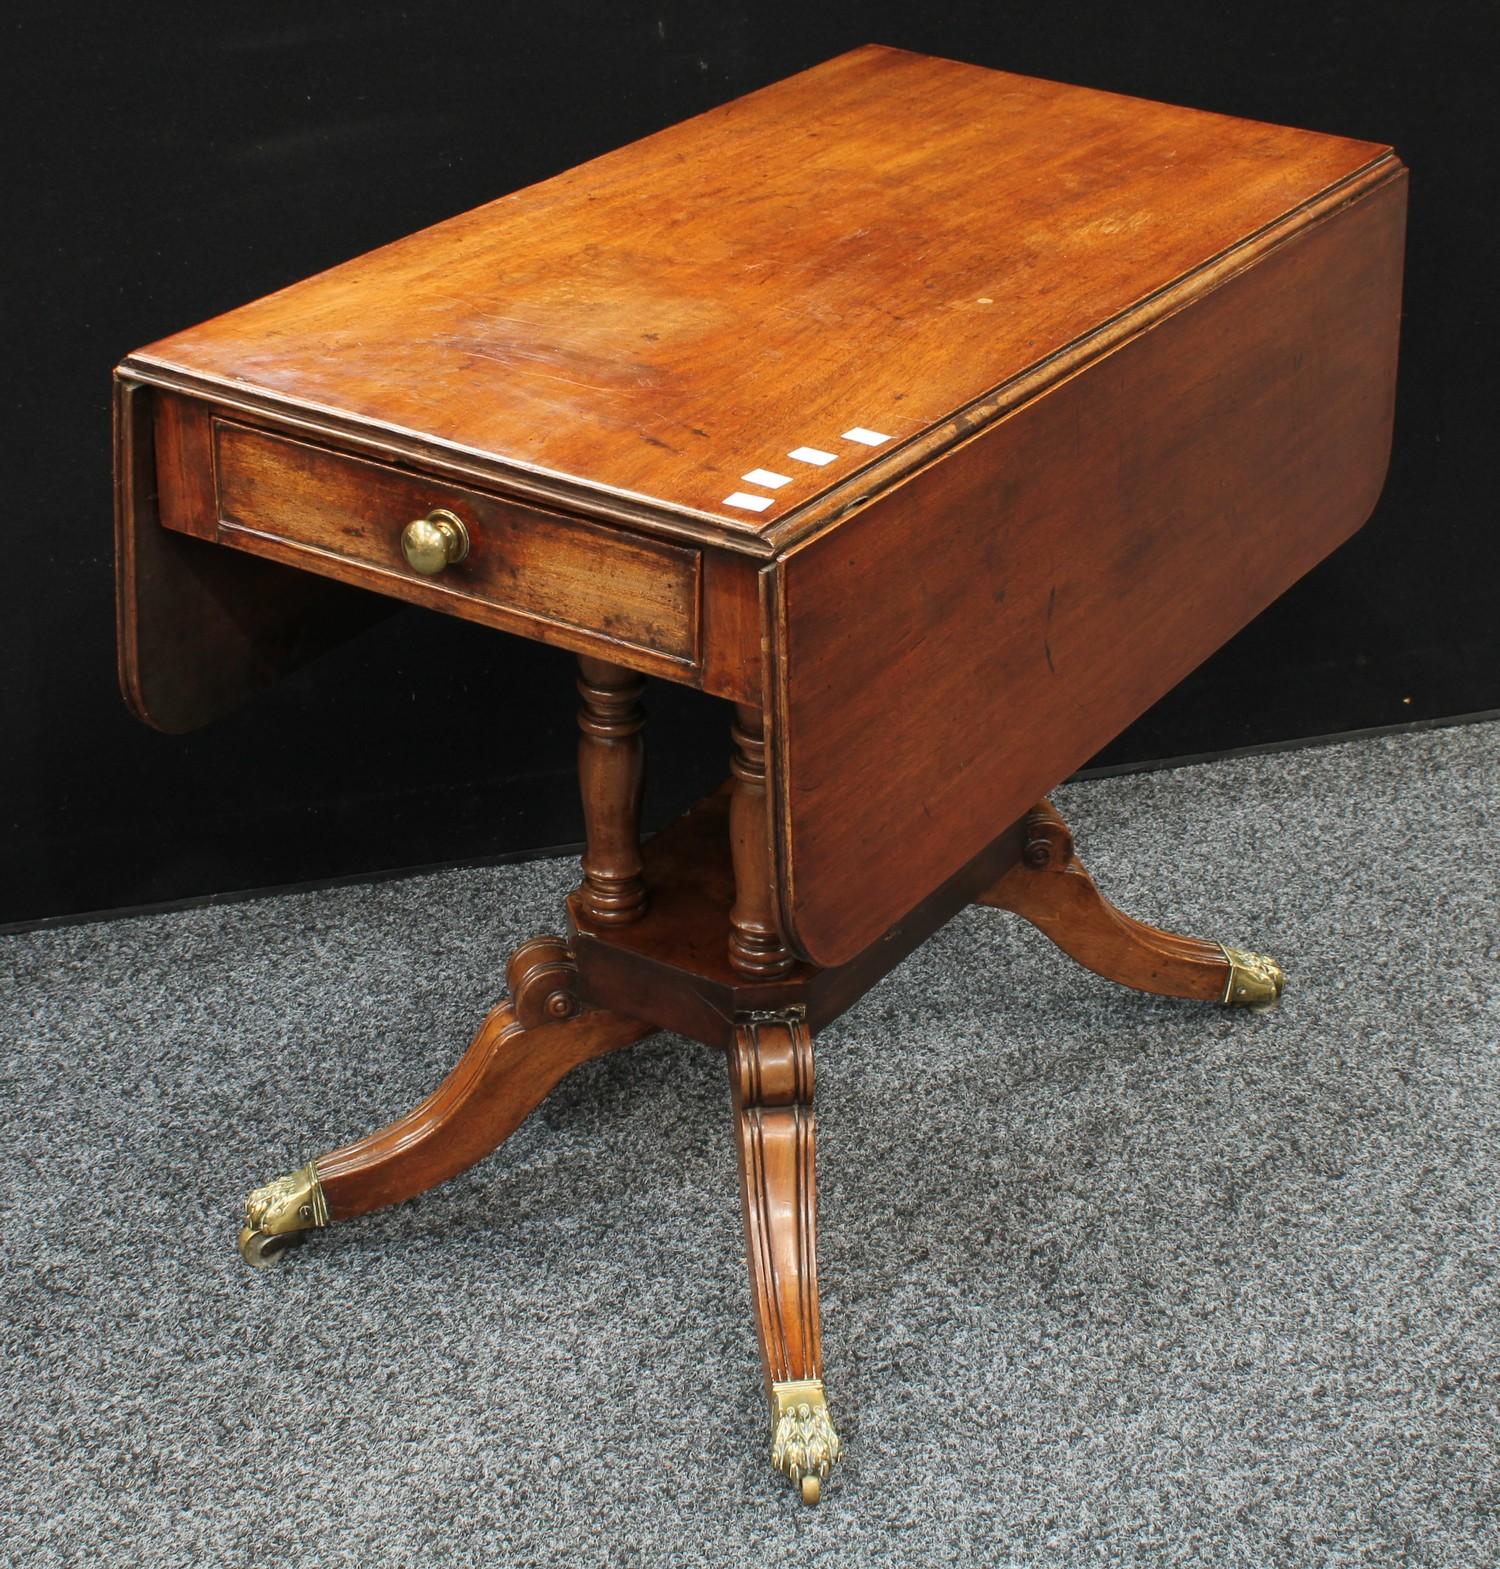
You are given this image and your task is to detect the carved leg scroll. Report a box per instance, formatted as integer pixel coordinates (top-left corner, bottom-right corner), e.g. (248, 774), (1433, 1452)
(976, 800), (1285, 1006)
(728, 1012), (839, 1503)
(238, 937), (652, 1265)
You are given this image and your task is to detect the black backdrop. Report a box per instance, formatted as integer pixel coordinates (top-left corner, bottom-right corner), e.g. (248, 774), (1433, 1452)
(5, 1), (1495, 926)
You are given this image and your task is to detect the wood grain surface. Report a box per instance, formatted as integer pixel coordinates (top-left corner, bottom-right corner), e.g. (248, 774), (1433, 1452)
(121, 46), (1390, 546)
(211, 417), (702, 669)
(770, 171), (1407, 968)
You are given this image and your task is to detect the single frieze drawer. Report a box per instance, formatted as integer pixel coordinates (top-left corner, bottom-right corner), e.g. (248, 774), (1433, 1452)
(210, 419), (701, 666)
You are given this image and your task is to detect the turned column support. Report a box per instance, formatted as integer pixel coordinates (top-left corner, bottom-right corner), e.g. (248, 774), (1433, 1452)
(576, 655), (648, 925)
(728, 1011), (839, 1503)
(728, 704), (795, 979)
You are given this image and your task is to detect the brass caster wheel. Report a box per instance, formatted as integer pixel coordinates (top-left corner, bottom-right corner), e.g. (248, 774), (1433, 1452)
(237, 1225), (307, 1268)
(1219, 945), (1285, 1009)
(237, 1162), (329, 1268)
(770, 1379), (840, 1504)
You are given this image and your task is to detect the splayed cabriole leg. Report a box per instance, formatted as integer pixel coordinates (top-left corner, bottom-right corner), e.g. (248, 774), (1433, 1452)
(237, 936), (653, 1266)
(975, 799), (1285, 1006)
(728, 1011), (840, 1503)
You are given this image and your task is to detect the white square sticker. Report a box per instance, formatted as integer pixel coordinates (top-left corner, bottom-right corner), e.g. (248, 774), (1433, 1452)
(842, 427), (890, 446)
(742, 468), (792, 489)
(788, 446), (836, 466)
(723, 491), (774, 513)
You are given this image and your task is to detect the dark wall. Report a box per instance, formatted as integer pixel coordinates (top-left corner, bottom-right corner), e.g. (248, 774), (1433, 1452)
(5, 1), (1494, 925)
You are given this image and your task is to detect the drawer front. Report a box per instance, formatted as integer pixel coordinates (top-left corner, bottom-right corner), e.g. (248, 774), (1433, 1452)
(211, 419), (701, 667)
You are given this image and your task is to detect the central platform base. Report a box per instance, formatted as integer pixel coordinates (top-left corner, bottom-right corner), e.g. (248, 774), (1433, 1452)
(567, 786), (1028, 1048)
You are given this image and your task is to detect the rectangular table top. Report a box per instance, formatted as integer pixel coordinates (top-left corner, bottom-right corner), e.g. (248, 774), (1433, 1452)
(129, 45), (1391, 554)
(119, 49), (1405, 972)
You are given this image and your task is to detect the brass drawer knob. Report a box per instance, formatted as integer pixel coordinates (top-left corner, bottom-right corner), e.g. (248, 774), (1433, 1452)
(400, 508), (470, 575)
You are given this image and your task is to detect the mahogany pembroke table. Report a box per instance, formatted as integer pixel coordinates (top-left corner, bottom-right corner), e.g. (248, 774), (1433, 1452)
(114, 47), (1405, 1501)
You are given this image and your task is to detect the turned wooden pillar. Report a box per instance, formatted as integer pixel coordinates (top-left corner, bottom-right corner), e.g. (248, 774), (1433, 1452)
(576, 655), (647, 925)
(728, 703), (794, 977)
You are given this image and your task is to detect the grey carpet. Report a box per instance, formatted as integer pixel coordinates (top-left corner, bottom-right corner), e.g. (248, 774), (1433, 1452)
(2, 722), (1496, 1568)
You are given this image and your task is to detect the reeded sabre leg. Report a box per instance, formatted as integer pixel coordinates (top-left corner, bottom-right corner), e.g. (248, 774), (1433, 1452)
(976, 799), (1285, 1006)
(237, 936), (652, 1265)
(728, 1011), (840, 1502)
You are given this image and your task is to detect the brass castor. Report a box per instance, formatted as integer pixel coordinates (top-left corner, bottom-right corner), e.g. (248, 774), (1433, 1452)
(770, 1380), (841, 1503)
(1219, 945), (1286, 1008)
(237, 1162), (328, 1267)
